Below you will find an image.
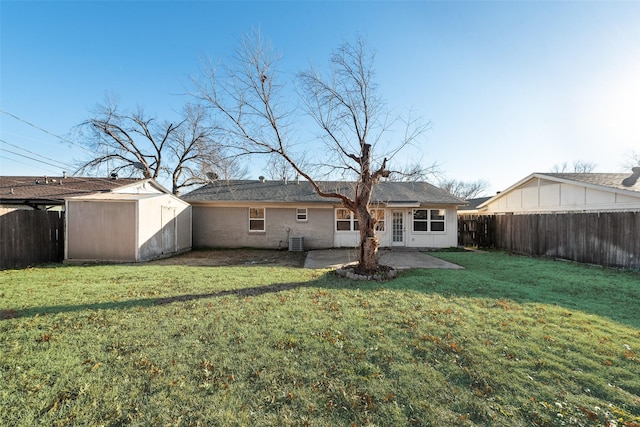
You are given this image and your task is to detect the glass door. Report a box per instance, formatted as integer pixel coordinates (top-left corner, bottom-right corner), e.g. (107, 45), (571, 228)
(392, 211), (404, 246)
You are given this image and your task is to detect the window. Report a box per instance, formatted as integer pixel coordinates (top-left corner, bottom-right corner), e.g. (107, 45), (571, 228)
(372, 209), (385, 232)
(335, 208), (358, 231)
(413, 209), (428, 231)
(413, 209), (446, 232)
(430, 209), (445, 231)
(296, 208), (308, 222)
(249, 208), (265, 232)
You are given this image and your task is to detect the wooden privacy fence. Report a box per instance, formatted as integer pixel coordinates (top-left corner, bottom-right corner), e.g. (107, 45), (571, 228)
(0, 209), (65, 269)
(459, 211), (640, 270)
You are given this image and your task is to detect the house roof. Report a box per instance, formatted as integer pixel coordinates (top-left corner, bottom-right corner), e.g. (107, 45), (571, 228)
(543, 172), (640, 193)
(458, 196), (492, 211)
(0, 176), (154, 205)
(181, 179), (467, 206)
(478, 170), (640, 209)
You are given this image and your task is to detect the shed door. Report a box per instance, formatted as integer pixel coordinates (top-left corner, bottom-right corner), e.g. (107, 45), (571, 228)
(161, 206), (177, 254)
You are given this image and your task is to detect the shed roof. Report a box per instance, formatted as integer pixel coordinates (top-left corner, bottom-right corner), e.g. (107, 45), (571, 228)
(0, 176), (157, 205)
(181, 180), (467, 206)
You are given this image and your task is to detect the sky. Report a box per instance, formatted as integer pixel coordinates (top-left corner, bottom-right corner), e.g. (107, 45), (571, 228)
(1, 1), (639, 196)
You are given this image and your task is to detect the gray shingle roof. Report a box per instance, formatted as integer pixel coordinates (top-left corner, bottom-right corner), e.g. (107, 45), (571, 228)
(544, 172), (640, 193)
(458, 196), (492, 211)
(181, 180), (466, 205)
(0, 176), (144, 204)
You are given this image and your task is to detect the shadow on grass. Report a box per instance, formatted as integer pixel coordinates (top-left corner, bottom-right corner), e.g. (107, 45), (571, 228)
(3, 251), (639, 329)
(1, 281), (309, 321)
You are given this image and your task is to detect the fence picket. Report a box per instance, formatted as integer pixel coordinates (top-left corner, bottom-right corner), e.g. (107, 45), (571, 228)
(1, 209), (65, 269)
(459, 211), (639, 270)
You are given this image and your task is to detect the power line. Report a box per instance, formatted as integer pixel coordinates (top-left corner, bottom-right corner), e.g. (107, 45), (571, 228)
(0, 138), (75, 170)
(0, 147), (71, 170)
(0, 153), (61, 176)
(2, 130), (88, 155)
(0, 108), (94, 154)
(0, 152), (142, 186)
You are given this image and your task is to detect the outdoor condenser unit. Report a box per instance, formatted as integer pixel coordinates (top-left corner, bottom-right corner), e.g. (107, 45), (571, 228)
(289, 236), (304, 252)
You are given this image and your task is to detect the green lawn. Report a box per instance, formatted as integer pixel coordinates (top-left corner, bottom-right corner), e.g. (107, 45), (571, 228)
(1, 251), (639, 426)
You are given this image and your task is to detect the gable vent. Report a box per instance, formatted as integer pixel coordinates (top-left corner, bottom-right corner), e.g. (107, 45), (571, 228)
(289, 236), (304, 252)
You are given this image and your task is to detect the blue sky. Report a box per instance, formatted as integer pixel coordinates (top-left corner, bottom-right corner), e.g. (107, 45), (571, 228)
(1, 1), (639, 195)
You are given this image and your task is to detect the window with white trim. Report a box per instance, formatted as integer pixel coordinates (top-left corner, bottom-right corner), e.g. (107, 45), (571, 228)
(430, 209), (445, 231)
(249, 207), (265, 232)
(372, 209), (385, 232)
(335, 208), (358, 231)
(296, 208), (308, 222)
(412, 209), (446, 232)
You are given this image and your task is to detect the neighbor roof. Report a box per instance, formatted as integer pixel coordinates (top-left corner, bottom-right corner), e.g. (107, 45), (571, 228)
(458, 196), (492, 211)
(181, 180), (467, 205)
(0, 176), (146, 205)
(477, 171), (640, 210)
(543, 172), (640, 193)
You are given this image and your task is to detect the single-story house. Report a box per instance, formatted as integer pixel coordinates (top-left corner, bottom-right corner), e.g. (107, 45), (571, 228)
(475, 171), (640, 214)
(181, 179), (467, 250)
(0, 175), (191, 265)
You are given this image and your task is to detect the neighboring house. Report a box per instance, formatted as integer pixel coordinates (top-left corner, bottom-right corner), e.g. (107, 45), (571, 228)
(181, 179), (466, 250)
(475, 171), (640, 214)
(0, 175), (143, 211)
(0, 175), (191, 265)
(457, 196), (492, 215)
(461, 171), (640, 270)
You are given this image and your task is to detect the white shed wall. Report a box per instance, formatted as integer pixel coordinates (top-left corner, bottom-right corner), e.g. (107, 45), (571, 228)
(66, 200), (137, 261)
(138, 195), (191, 261)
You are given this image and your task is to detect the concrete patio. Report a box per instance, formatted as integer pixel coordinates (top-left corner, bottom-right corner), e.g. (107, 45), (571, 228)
(304, 248), (464, 270)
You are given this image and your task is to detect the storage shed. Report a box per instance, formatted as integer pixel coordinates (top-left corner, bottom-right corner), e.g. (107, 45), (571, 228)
(65, 191), (191, 263)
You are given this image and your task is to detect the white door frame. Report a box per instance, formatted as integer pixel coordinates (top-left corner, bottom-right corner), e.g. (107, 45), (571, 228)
(391, 210), (406, 246)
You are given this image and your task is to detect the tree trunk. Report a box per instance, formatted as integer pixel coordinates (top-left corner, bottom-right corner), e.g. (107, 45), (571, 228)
(359, 236), (380, 273)
(357, 203), (379, 274)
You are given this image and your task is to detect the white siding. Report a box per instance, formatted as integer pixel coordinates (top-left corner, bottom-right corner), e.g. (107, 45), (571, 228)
(560, 184), (585, 207)
(336, 207), (458, 249)
(539, 183), (560, 207)
(484, 177), (640, 213)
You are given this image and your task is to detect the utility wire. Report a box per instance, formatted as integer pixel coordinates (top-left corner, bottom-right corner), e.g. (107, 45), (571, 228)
(0, 110), (156, 185)
(0, 147), (72, 170)
(0, 153), (61, 175)
(0, 108), (94, 154)
(0, 138), (75, 170)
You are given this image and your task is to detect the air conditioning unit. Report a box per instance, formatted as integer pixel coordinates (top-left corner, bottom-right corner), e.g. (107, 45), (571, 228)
(289, 236), (304, 252)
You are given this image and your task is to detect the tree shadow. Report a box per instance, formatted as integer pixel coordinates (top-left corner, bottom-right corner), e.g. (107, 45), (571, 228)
(1, 281), (310, 321)
(3, 252), (639, 329)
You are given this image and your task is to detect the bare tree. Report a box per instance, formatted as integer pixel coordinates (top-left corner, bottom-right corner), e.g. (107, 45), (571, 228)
(192, 33), (430, 273)
(550, 160), (597, 173)
(438, 178), (489, 200)
(264, 154), (310, 181)
(623, 150), (640, 169)
(383, 159), (441, 182)
(76, 99), (232, 195)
